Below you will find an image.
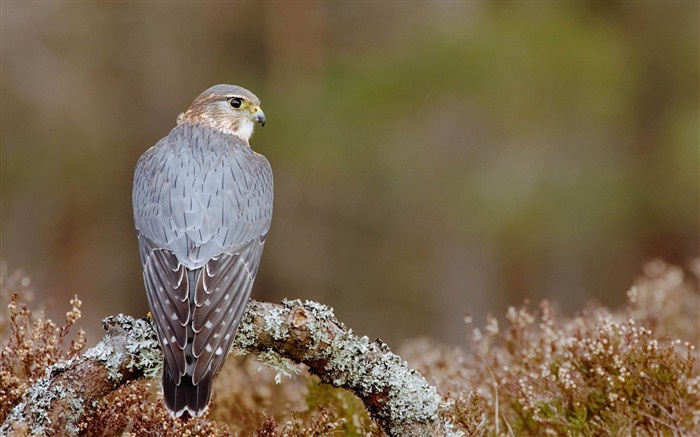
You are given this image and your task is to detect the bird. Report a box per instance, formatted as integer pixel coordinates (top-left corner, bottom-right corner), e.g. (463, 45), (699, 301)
(132, 84), (273, 418)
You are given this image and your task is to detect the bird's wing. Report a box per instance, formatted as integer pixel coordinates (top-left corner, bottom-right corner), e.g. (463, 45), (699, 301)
(139, 235), (189, 383)
(191, 236), (266, 383)
(138, 233), (266, 386)
(133, 123), (273, 386)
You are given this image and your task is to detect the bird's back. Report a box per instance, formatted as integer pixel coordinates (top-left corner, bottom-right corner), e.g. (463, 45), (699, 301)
(133, 121), (273, 268)
(133, 119), (272, 417)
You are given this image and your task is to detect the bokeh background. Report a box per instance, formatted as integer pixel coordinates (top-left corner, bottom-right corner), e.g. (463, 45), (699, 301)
(2, 1), (698, 347)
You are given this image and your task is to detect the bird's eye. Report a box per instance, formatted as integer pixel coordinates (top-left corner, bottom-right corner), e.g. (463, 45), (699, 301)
(228, 97), (243, 109)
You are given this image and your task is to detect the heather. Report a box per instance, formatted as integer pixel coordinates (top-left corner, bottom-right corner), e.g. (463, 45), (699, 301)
(1, 259), (698, 436)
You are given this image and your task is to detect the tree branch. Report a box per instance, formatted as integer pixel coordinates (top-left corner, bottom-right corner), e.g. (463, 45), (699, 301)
(1, 299), (446, 436)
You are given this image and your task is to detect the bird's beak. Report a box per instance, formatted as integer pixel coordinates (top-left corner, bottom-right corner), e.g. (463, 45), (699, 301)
(252, 106), (266, 127)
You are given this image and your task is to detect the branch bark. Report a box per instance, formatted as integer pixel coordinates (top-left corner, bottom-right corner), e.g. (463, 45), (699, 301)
(1, 299), (446, 436)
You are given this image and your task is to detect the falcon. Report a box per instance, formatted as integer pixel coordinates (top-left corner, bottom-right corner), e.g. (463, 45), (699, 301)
(132, 84), (272, 417)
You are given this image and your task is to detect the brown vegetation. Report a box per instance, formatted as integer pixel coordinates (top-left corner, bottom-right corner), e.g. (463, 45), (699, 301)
(1, 260), (698, 436)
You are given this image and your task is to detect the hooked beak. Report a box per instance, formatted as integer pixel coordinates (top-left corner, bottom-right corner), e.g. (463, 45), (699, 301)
(252, 106), (266, 127)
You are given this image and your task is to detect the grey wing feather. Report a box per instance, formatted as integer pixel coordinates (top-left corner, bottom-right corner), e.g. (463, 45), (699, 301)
(190, 238), (264, 383)
(133, 122), (273, 404)
(133, 122), (273, 269)
(140, 237), (189, 383)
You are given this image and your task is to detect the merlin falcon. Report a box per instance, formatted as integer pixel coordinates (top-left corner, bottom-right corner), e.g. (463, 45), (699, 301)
(132, 84), (273, 417)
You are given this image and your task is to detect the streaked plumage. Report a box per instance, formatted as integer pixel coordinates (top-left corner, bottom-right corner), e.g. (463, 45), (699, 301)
(133, 84), (272, 417)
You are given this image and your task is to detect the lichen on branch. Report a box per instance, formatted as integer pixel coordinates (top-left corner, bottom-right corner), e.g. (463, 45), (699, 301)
(3, 260), (696, 436)
(237, 299), (446, 436)
(1, 299), (449, 436)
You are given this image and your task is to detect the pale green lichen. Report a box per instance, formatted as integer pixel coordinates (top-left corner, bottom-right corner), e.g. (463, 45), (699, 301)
(290, 299), (443, 432)
(234, 304), (257, 351)
(84, 314), (162, 381)
(65, 396), (85, 436)
(0, 360), (84, 437)
(231, 300), (444, 434)
(241, 300), (442, 433)
(299, 299), (337, 321)
(254, 349), (301, 383)
(84, 341), (124, 382)
(262, 305), (287, 340)
(321, 330), (441, 431)
(282, 298), (337, 355)
(122, 317), (162, 379)
(300, 300), (337, 352)
(234, 301), (301, 379)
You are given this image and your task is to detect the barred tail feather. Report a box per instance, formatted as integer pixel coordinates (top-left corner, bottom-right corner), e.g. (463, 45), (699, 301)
(156, 267), (211, 418)
(162, 365), (213, 418)
(143, 245), (263, 418)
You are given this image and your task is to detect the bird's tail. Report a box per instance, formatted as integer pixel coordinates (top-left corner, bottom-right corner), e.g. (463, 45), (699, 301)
(162, 268), (212, 418)
(162, 362), (212, 418)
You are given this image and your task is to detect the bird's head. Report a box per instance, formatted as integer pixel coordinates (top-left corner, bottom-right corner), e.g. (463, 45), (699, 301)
(178, 84), (266, 143)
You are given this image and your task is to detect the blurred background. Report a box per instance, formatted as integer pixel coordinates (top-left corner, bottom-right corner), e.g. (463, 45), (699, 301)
(2, 1), (698, 347)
